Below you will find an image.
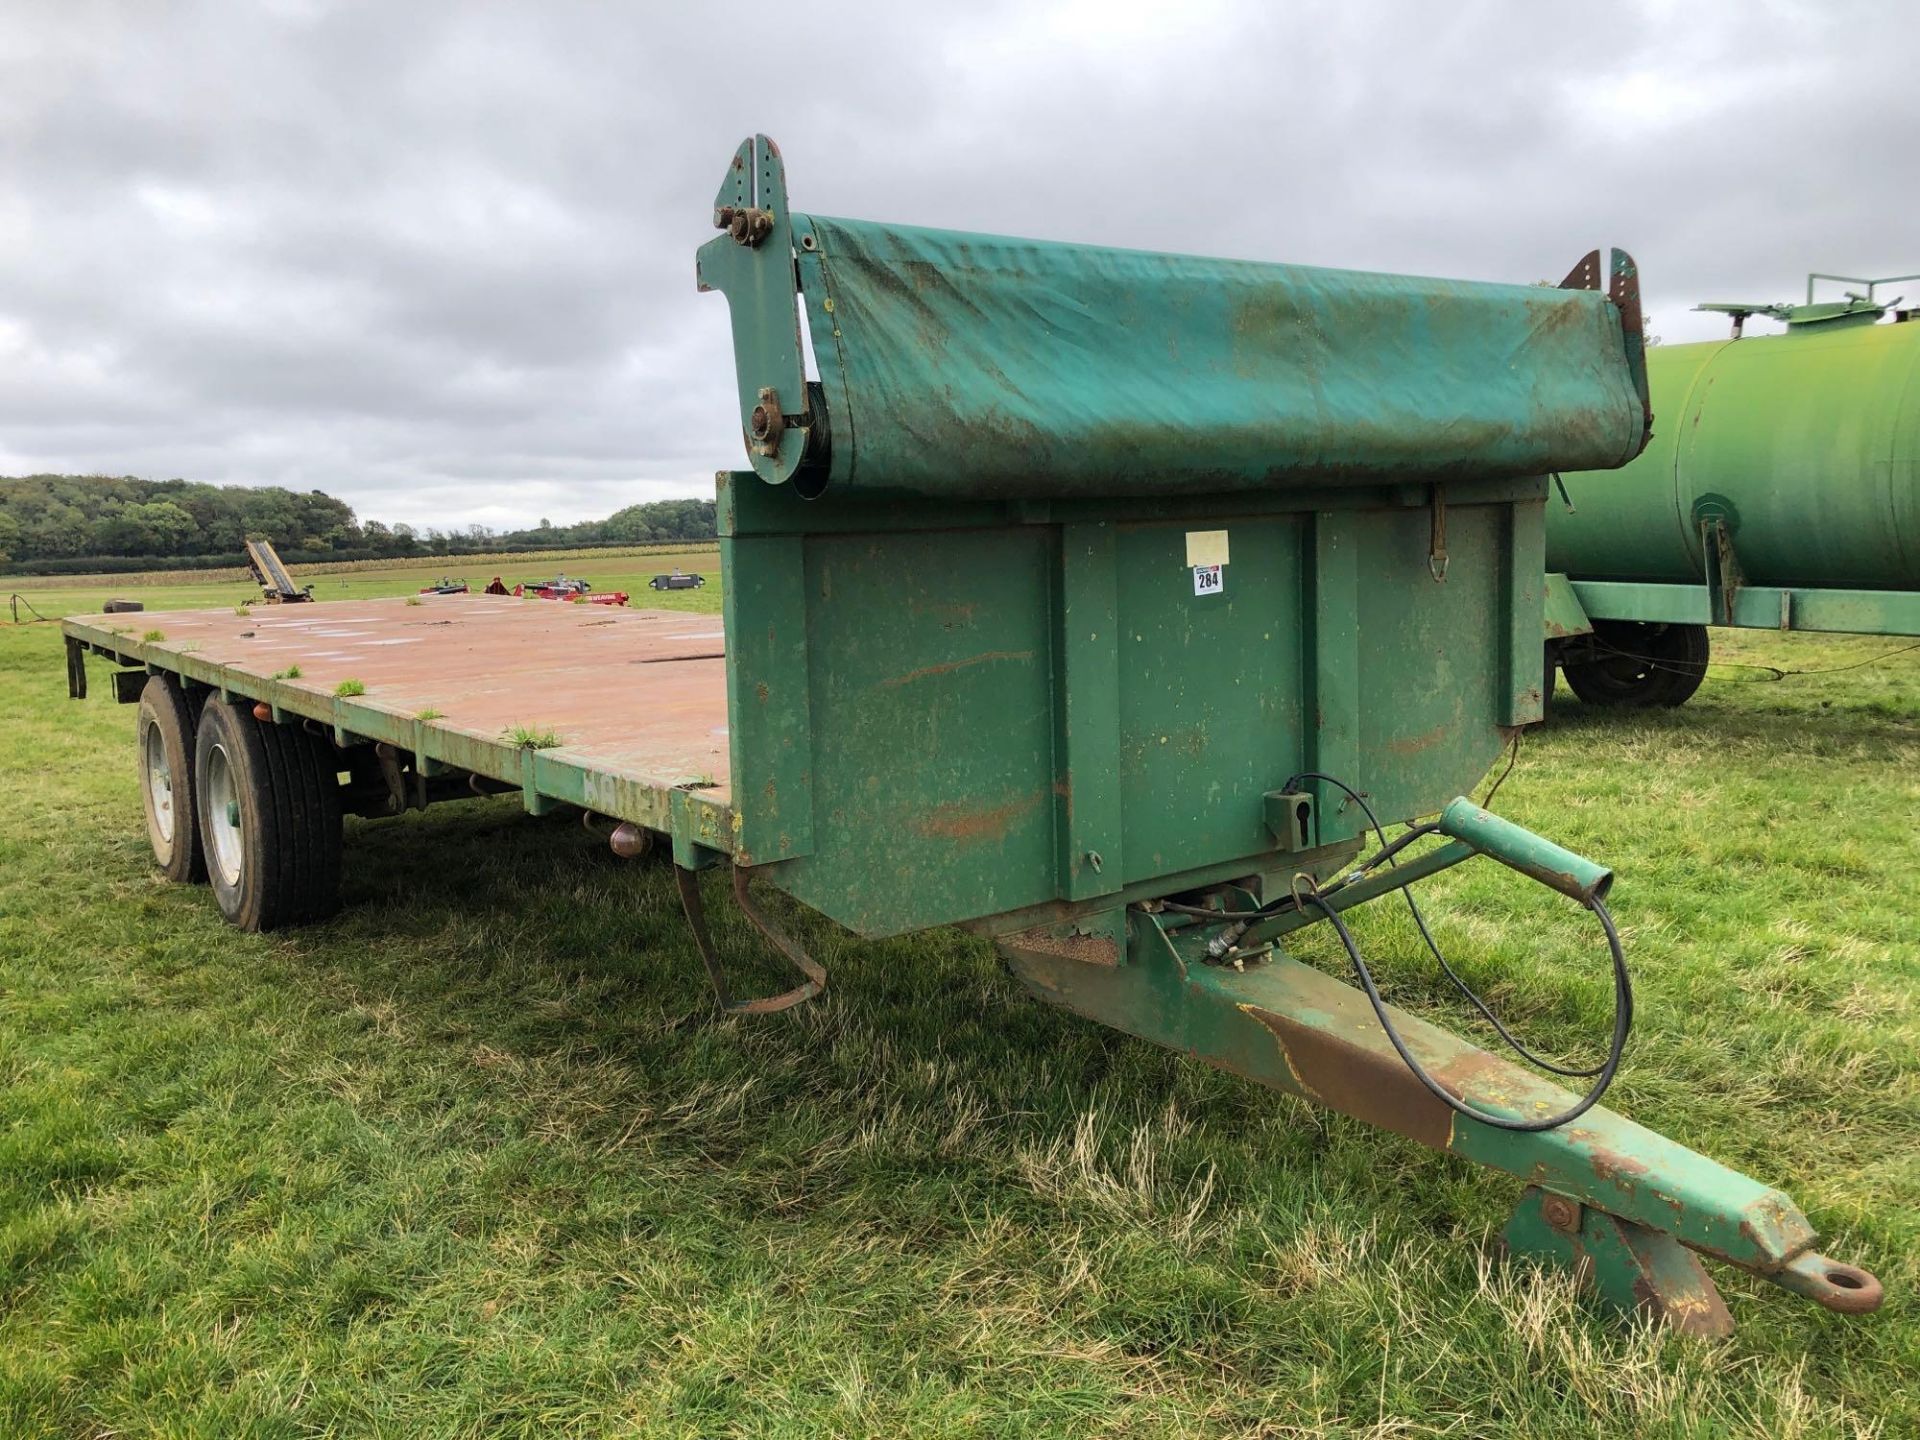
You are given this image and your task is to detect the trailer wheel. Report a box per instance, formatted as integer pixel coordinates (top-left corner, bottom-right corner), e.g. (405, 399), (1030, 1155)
(136, 675), (205, 883)
(1560, 620), (1710, 708)
(267, 721), (344, 922)
(193, 701), (342, 930)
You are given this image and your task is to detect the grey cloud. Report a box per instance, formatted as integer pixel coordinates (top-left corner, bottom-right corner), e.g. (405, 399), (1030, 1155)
(3, 0), (1916, 528)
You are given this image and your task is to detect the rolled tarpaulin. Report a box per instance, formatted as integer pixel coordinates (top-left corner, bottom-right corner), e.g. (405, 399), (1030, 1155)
(798, 218), (1648, 499)
(699, 137), (1651, 501)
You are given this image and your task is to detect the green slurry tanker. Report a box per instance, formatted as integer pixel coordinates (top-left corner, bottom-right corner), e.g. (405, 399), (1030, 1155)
(1547, 272), (1920, 707)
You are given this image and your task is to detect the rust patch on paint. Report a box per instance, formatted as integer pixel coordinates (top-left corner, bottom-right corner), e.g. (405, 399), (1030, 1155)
(1737, 1193), (1815, 1263)
(1003, 925), (1119, 967)
(1245, 1004), (1454, 1150)
(878, 649), (1034, 688)
(1587, 1143), (1652, 1189)
(1427, 1048), (1513, 1092)
(1386, 722), (1448, 757)
(913, 788), (1043, 843)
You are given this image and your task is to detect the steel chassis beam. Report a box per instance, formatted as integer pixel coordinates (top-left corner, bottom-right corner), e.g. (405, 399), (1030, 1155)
(1568, 579), (1920, 638)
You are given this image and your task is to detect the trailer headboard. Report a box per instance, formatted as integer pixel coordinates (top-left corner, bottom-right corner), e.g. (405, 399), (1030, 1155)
(701, 137), (1649, 938)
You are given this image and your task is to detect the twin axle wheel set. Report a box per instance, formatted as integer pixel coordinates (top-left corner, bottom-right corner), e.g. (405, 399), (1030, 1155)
(137, 672), (345, 932)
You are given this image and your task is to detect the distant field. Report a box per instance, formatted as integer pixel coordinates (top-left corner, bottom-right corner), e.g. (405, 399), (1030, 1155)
(5, 547), (722, 620)
(1, 540), (718, 593)
(0, 577), (1916, 1435)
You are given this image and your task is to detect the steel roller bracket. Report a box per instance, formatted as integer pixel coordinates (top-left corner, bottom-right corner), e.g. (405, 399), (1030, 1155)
(695, 135), (816, 486)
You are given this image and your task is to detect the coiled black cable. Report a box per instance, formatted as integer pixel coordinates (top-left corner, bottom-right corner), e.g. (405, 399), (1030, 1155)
(1303, 877), (1632, 1132)
(1152, 770), (1634, 1126)
(1289, 771), (1614, 1080)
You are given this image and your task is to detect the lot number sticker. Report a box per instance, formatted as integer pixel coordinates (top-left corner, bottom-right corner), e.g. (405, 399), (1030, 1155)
(1193, 563), (1223, 596)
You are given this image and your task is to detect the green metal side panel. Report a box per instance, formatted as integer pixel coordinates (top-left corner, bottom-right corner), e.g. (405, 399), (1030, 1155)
(794, 214), (1646, 499)
(725, 477), (1537, 938)
(788, 523), (1060, 931)
(1353, 505), (1518, 818)
(721, 532), (814, 864)
(1112, 516), (1305, 879)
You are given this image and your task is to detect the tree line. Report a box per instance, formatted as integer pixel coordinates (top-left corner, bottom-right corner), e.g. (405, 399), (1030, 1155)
(0, 475), (716, 571)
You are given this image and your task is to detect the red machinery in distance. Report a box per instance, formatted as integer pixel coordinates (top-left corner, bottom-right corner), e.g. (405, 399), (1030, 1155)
(512, 574), (629, 606)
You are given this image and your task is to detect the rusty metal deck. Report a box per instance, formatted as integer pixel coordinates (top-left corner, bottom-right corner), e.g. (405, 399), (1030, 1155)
(64, 595), (732, 830)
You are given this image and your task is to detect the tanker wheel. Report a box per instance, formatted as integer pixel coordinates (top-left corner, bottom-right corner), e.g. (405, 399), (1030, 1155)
(194, 699), (343, 932)
(1560, 620), (1710, 709)
(136, 675), (205, 883)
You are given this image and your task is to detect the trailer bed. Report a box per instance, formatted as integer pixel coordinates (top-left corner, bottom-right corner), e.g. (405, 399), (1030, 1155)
(63, 595), (732, 832)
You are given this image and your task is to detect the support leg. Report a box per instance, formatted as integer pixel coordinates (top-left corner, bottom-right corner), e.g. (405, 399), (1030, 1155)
(1504, 1186), (1731, 1337)
(677, 863), (827, 1015)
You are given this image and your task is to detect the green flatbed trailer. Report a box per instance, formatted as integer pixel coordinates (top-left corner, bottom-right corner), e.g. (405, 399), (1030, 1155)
(1546, 273), (1920, 707)
(63, 137), (1884, 1338)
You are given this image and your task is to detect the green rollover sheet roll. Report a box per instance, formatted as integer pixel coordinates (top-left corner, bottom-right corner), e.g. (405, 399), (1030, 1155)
(700, 137), (1651, 500)
(801, 218), (1646, 498)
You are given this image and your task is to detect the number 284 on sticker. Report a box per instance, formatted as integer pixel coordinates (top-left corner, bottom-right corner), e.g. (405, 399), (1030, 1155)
(1192, 564), (1223, 597)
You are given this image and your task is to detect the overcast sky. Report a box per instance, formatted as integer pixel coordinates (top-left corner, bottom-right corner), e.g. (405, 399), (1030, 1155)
(3, 0), (1916, 531)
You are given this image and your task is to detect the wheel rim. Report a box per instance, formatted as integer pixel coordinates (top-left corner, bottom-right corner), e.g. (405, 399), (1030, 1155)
(204, 743), (244, 887)
(1580, 649), (1664, 699)
(142, 722), (175, 845)
(1566, 622), (1693, 705)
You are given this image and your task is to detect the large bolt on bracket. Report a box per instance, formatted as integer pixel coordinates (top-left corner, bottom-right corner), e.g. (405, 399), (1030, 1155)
(748, 387), (787, 458)
(714, 205), (775, 247)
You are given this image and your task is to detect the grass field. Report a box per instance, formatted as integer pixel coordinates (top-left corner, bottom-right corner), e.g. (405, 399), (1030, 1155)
(2, 542), (721, 595)
(2, 558), (1916, 1437)
(4, 549), (723, 615)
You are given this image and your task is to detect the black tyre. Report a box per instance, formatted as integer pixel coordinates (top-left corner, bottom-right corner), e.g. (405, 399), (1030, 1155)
(193, 701), (344, 931)
(1560, 621), (1710, 709)
(195, 698), (287, 931)
(1656, 623), (1711, 706)
(267, 721), (344, 922)
(136, 675), (205, 883)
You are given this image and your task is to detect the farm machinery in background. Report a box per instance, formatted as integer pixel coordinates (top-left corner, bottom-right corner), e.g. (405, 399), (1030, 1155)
(242, 539), (313, 603)
(1546, 271), (1920, 706)
(512, 573), (629, 605)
